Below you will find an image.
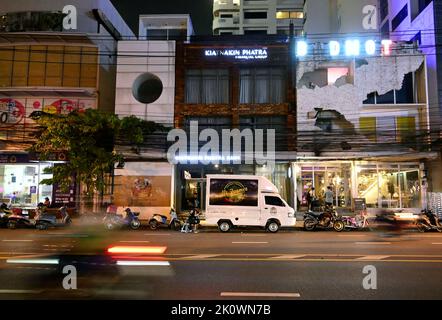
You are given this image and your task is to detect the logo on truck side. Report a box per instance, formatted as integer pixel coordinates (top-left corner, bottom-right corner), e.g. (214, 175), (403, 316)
(222, 181), (248, 204)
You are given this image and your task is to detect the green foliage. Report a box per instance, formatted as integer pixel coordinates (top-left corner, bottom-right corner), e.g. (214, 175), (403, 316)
(30, 109), (165, 197)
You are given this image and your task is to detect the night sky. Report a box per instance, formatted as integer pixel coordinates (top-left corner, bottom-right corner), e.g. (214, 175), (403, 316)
(111, 0), (213, 36)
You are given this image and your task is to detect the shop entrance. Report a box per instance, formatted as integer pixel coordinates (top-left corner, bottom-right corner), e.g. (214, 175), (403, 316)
(297, 162), (352, 209)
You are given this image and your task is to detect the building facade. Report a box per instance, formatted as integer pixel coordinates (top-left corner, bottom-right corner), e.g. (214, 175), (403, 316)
(295, 37), (435, 212)
(213, 0), (304, 36)
(0, 0), (133, 208)
(377, 0), (442, 192)
(172, 37), (296, 213)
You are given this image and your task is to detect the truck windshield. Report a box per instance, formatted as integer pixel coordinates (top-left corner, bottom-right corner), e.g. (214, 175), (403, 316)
(265, 196), (286, 207)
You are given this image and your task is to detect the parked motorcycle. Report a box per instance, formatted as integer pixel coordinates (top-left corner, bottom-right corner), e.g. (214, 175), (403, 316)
(35, 205), (72, 230)
(341, 211), (370, 231)
(148, 208), (181, 230)
(304, 207), (345, 232)
(0, 203), (12, 227)
(103, 207), (141, 230)
(5, 211), (35, 229)
(416, 209), (442, 233)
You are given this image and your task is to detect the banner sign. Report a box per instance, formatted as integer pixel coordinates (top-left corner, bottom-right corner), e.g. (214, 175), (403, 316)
(209, 179), (259, 206)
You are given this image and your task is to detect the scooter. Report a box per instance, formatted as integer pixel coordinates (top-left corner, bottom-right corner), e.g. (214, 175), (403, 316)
(341, 211), (370, 231)
(416, 209), (442, 233)
(35, 205), (72, 230)
(181, 208), (201, 233)
(303, 206), (345, 232)
(103, 208), (141, 230)
(148, 208), (181, 230)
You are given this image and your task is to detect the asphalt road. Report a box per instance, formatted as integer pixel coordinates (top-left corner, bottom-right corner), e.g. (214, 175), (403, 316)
(0, 223), (441, 300)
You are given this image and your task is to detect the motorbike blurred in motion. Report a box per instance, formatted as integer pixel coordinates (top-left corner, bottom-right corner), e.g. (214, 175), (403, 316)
(304, 204), (345, 232)
(416, 209), (442, 233)
(0, 202), (12, 227)
(103, 207), (141, 230)
(371, 209), (416, 237)
(149, 208), (181, 231)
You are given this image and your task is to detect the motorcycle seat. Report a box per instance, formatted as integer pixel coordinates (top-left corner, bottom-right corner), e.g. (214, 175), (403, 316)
(305, 211), (322, 216)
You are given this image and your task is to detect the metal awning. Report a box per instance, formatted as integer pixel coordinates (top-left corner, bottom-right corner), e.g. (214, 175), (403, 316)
(0, 87), (97, 98)
(0, 32), (94, 45)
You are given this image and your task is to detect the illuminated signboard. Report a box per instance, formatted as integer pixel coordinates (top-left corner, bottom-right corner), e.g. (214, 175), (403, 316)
(295, 39), (393, 57)
(204, 48), (268, 60)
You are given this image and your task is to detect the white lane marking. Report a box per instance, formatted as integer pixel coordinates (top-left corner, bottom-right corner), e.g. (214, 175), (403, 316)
(232, 242), (268, 244)
(116, 260), (170, 266)
(432, 243), (442, 245)
(221, 292), (300, 298)
(119, 241), (150, 243)
(355, 242), (391, 245)
(271, 255), (306, 259)
(410, 235), (442, 238)
(0, 290), (43, 294)
(182, 254), (220, 259)
(2, 240), (33, 242)
(356, 255), (390, 260)
(7, 258), (59, 265)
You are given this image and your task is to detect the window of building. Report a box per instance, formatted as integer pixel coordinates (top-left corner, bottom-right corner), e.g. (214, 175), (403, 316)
(392, 4), (408, 30)
(0, 163), (53, 207)
(244, 29), (268, 34)
(240, 116), (288, 151)
(363, 73), (415, 105)
(411, 0), (433, 21)
(410, 31), (422, 45)
(265, 195), (285, 207)
(380, 0), (389, 22)
(290, 11), (304, 19)
(380, 20), (390, 38)
(220, 14), (233, 18)
(276, 11), (290, 19)
(276, 11), (304, 20)
(185, 69), (229, 104)
(396, 116), (416, 144)
(0, 45), (98, 88)
(359, 117), (377, 142)
(244, 11), (267, 19)
(327, 67), (348, 85)
(357, 163), (421, 209)
(239, 68), (286, 104)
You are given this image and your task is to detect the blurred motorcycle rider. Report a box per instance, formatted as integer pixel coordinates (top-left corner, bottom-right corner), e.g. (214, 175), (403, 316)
(421, 209), (440, 227)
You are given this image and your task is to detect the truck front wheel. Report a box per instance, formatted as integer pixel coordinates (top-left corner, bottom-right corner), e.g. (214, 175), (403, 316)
(218, 221), (232, 233)
(266, 221), (280, 233)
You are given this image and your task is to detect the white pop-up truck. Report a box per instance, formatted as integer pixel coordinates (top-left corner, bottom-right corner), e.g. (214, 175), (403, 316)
(203, 175), (296, 233)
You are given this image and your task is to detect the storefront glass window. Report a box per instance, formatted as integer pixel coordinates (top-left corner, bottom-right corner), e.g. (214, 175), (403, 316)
(256, 163), (291, 206)
(377, 165), (400, 208)
(357, 165), (379, 208)
(399, 167), (421, 208)
(0, 163), (53, 207)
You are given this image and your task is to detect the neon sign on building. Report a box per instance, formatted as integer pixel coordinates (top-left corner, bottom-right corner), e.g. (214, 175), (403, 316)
(204, 48), (268, 60)
(296, 39), (393, 57)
